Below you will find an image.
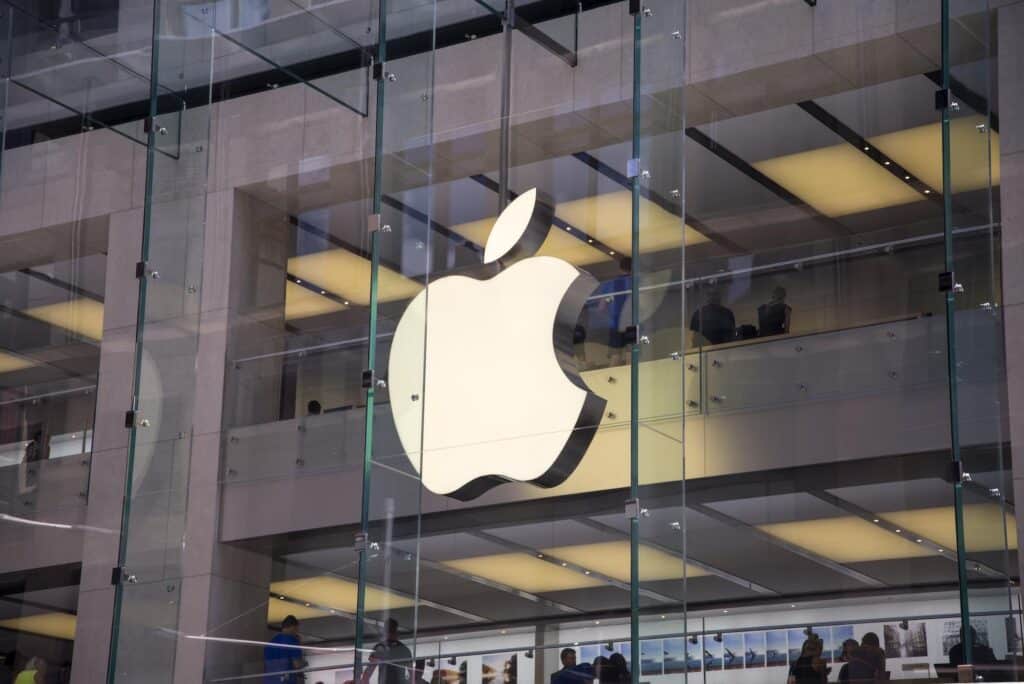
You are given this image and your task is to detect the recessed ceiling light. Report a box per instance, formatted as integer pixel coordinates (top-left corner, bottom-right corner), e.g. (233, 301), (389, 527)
(723, 609), (729, 614)
(587, 239), (593, 243)
(344, 301), (350, 305)
(916, 538), (923, 543)
(296, 279), (303, 284)
(609, 251), (615, 255)
(872, 519), (880, 523)
(790, 604), (796, 608)
(279, 596), (285, 600)
(895, 529), (902, 533)
(904, 175), (911, 180)
(319, 290), (326, 295)
(924, 189), (931, 194)
(863, 146), (870, 151)
(660, 615), (666, 619)
(884, 161), (891, 166)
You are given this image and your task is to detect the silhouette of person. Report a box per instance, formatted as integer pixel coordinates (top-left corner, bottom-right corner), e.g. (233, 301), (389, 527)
(758, 286), (792, 337)
(837, 638), (859, 683)
(846, 632), (886, 683)
(14, 657), (46, 684)
(550, 649), (592, 684)
(363, 619), (412, 684)
(689, 290), (736, 346)
(949, 626), (997, 666)
(264, 615), (303, 684)
(607, 653), (630, 683)
(787, 638), (827, 684)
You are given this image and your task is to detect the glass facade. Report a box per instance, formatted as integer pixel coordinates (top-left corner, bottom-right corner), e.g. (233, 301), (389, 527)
(0, 0), (1020, 683)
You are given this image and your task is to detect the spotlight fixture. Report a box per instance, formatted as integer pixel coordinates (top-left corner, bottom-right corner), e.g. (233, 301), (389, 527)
(605, 642), (614, 652)
(899, 620), (909, 630)
(689, 635), (699, 645)
(525, 650), (534, 660)
(448, 657), (458, 666)
(713, 633), (722, 643)
(427, 659), (435, 668)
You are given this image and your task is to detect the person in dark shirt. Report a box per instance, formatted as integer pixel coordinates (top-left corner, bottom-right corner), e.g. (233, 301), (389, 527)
(550, 649), (593, 684)
(758, 286), (792, 337)
(689, 290), (736, 346)
(363, 619), (413, 684)
(264, 615), (303, 684)
(837, 638), (859, 683)
(846, 632), (886, 683)
(949, 626), (997, 666)
(787, 637), (827, 684)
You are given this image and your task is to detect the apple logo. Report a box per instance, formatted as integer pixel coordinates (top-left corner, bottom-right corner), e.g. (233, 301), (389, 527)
(388, 188), (607, 500)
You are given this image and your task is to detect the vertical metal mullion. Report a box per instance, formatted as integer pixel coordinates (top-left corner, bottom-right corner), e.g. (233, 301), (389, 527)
(354, 0), (389, 678)
(105, 0), (165, 680)
(940, 0), (972, 667)
(629, 6), (642, 684)
(498, 0), (514, 210)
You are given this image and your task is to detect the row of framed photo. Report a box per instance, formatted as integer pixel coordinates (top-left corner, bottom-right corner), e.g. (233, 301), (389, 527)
(576, 625), (860, 674)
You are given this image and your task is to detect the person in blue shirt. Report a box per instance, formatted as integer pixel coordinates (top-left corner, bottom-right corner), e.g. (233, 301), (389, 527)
(550, 649), (593, 684)
(265, 615), (304, 683)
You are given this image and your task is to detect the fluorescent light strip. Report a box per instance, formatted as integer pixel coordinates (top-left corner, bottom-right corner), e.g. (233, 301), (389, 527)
(21, 299), (104, 341)
(0, 612), (77, 640)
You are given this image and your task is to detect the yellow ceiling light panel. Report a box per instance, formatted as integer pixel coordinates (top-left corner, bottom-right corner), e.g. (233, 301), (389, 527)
(448, 216), (612, 267)
(758, 516), (933, 563)
(868, 116), (1000, 193)
(23, 299), (104, 340)
(442, 552), (605, 593)
(288, 249), (422, 306)
(555, 191), (708, 254)
(270, 576), (414, 614)
(753, 144), (923, 217)
(543, 541), (707, 582)
(881, 504), (1017, 553)
(0, 351), (36, 374)
(0, 612), (77, 640)
(284, 281), (346, 320)
(266, 597), (329, 624)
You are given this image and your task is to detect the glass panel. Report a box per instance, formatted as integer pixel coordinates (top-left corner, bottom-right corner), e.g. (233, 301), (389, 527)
(635, 0), (687, 678)
(945, 0), (1016, 678)
(0, 0), (112, 680)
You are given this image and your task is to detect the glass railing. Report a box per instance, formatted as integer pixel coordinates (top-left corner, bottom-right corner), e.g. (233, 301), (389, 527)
(222, 303), (1004, 486)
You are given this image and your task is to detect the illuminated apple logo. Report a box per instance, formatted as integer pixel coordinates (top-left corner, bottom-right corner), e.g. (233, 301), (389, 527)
(388, 188), (606, 500)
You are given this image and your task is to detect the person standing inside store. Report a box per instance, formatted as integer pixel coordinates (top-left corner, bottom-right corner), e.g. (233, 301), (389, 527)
(845, 632), (886, 683)
(264, 615), (304, 683)
(787, 638), (827, 684)
(836, 638), (859, 683)
(757, 286), (792, 337)
(362, 618), (413, 684)
(948, 626), (997, 667)
(13, 657), (46, 684)
(689, 290), (736, 346)
(550, 649), (593, 684)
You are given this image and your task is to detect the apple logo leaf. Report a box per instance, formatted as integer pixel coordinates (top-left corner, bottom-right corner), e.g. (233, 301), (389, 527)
(483, 188), (554, 265)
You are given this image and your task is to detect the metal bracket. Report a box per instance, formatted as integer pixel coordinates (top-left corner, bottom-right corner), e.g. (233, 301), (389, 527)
(938, 271), (955, 292)
(372, 62), (385, 81)
(354, 532), (369, 552)
(368, 213), (382, 233)
(143, 117), (167, 136)
(626, 158), (641, 178)
(623, 325), (640, 345)
(935, 88), (952, 111)
(625, 498), (641, 519)
(124, 410), (136, 429)
(111, 567), (138, 585)
(361, 369), (375, 389)
(135, 261), (147, 279)
(628, 0), (640, 15)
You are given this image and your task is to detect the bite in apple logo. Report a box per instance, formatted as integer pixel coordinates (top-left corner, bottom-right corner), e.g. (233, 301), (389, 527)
(388, 188), (607, 500)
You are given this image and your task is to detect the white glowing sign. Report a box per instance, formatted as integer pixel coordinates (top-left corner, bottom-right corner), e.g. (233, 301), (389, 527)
(388, 189), (605, 500)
